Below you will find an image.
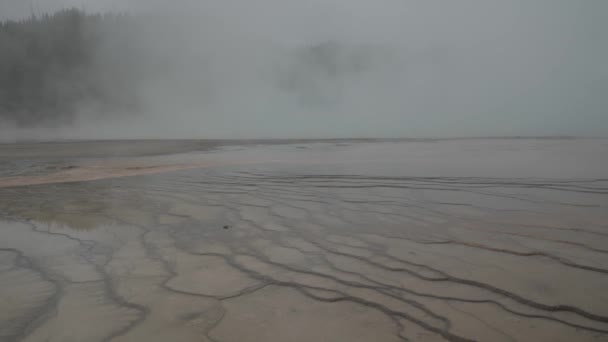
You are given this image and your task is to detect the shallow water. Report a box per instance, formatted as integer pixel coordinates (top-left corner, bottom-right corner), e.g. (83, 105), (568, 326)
(1, 139), (607, 341)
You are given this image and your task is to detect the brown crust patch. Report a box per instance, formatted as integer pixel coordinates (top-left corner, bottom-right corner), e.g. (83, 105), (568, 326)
(0, 163), (214, 188)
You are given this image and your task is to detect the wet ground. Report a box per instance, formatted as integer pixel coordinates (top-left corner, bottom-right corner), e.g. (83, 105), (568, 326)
(1, 138), (607, 341)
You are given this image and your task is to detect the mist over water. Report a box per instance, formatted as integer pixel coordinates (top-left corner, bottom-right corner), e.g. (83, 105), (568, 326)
(2, 3), (608, 340)
(1, 0), (607, 140)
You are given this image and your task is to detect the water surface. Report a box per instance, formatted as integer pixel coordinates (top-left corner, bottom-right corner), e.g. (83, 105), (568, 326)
(1, 139), (607, 341)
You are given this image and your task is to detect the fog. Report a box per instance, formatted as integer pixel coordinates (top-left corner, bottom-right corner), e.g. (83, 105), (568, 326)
(1, 0), (607, 140)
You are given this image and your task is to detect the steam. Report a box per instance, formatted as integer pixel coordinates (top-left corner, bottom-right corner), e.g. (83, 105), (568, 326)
(1, 0), (607, 140)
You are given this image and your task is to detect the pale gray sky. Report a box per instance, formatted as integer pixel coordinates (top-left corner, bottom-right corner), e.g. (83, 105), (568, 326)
(1, 0), (607, 138)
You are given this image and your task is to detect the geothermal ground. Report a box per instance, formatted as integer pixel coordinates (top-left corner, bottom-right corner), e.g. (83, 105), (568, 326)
(0, 139), (607, 342)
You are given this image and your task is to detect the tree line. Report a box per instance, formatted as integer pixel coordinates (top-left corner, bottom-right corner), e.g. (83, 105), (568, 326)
(0, 9), (143, 127)
(0, 9), (377, 128)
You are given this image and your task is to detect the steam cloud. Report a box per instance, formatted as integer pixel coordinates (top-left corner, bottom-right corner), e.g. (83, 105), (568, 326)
(1, 0), (607, 140)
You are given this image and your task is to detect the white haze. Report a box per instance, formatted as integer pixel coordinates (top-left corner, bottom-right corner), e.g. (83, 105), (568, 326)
(1, 0), (607, 140)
